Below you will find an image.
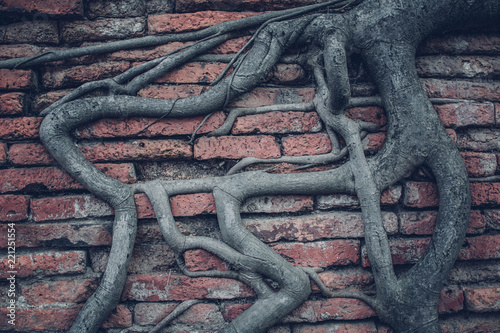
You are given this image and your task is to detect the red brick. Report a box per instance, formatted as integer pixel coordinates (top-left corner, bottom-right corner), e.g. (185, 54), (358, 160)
(0, 117), (42, 140)
(434, 102), (494, 127)
(403, 181), (439, 208)
(457, 128), (500, 151)
(80, 139), (192, 162)
(244, 211), (397, 243)
(0, 305), (82, 331)
(33, 89), (72, 113)
(101, 305), (132, 329)
(312, 268), (374, 292)
(362, 238), (431, 267)
(170, 193), (216, 217)
(184, 249), (230, 272)
(285, 298), (376, 322)
(400, 210), (486, 235)
(0, 69), (33, 90)
(419, 33), (500, 55)
(21, 278), (98, 305)
(417, 55), (500, 78)
(0, 92), (25, 115)
(194, 135), (280, 159)
(0, 194), (29, 222)
(0, 222), (112, 248)
(0, 250), (86, 278)
(0, 164), (135, 193)
(292, 322), (378, 333)
(441, 314), (500, 333)
(148, 11), (258, 34)
(424, 78), (500, 102)
(459, 235), (500, 261)
(232, 111), (321, 135)
(461, 152), (497, 177)
(470, 182), (500, 206)
(42, 61), (130, 89)
(75, 112), (225, 138)
(438, 288), (464, 313)
(0, 44), (42, 61)
(363, 132), (386, 152)
(282, 133), (332, 156)
(464, 286), (500, 312)
(0, 143), (6, 165)
(241, 195), (314, 214)
(31, 194), (112, 222)
(485, 209), (500, 230)
(271, 240), (360, 267)
(0, 0), (83, 16)
(155, 61), (227, 84)
(134, 302), (177, 325)
(346, 106), (387, 126)
(138, 84), (205, 99)
(61, 17), (145, 43)
(1, 20), (59, 43)
(122, 273), (253, 301)
(271, 64), (306, 84)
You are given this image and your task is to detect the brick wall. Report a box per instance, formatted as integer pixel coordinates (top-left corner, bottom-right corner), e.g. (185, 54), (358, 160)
(0, 0), (500, 332)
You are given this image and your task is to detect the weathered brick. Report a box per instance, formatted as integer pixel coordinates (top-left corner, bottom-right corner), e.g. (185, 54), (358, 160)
(21, 278), (98, 305)
(0, 250), (86, 278)
(31, 194), (112, 222)
(0, 69), (34, 90)
(242, 195), (314, 214)
(292, 322), (378, 333)
(0, 164), (136, 193)
(424, 78), (500, 102)
(42, 61), (130, 89)
(470, 182), (500, 206)
(464, 286), (500, 312)
(8, 143), (55, 165)
(0, 305), (81, 331)
(282, 133), (332, 156)
(485, 209), (500, 230)
(155, 61), (227, 84)
(87, 0), (145, 18)
(0, 143), (6, 165)
(80, 139), (192, 162)
(362, 238), (431, 267)
(61, 17), (145, 43)
(434, 102), (495, 127)
(438, 288), (464, 314)
(271, 240), (360, 267)
(0, 92), (25, 115)
(134, 302), (225, 329)
(285, 298), (376, 323)
(400, 210), (486, 235)
(419, 33), (500, 55)
(461, 152), (497, 177)
(0, 117), (42, 140)
(312, 268), (374, 292)
(440, 314), (500, 333)
(363, 132), (386, 152)
(122, 273), (253, 301)
(184, 249), (230, 272)
(145, 0), (175, 14)
(459, 235), (500, 261)
(0, 222), (112, 248)
(75, 112), (225, 138)
(148, 11), (258, 34)
(194, 135), (280, 160)
(0, 0), (84, 16)
(168, 193), (216, 217)
(244, 211), (397, 243)
(448, 261), (500, 285)
(32, 89), (72, 113)
(271, 64), (306, 84)
(457, 128), (500, 151)
(403, 181), (439, 208)
(101, 305), (133, 329)
(417, 55), (500, 78)
(0, 44), (43, 61)
(346, 106), (387, 126)
(0, 20), (59, 43)
(0, 194), (29, 222)
(232, 111), (321, 135)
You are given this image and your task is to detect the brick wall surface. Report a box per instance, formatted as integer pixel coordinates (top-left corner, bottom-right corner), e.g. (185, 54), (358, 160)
(0, 0), (499, 332)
